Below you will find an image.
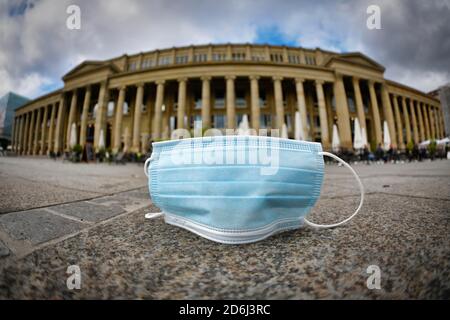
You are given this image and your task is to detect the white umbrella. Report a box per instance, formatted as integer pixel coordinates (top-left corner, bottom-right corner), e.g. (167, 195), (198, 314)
(419, 139), (430, 147)
(281, 123), (289, 139)
(237, 114), (250, 135)
(331, 124), (340, 152)
(69, 122), (77, 148)
(437, 137), (449, 145)
(294, 111), (304, 140)
(353, 118), (364, 149)
(98, 128), (105, 149)
(123, 127), (130, 152)
(383, 121), (391, 150)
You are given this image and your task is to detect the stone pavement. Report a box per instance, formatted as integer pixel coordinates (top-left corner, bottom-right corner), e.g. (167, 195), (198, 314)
(0, 157), (449, 299)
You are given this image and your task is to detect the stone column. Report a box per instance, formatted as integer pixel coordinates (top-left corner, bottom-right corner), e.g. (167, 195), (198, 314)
(333, 73), (352, 149)
(295, 78), (309, 140)
(177, 78), (187, 129)
(315, 80), (330, 149)
(48, 103), (57, 154)
(439, 104), (445, 138)
(40, 105), (49, 155)
(409, 99), (419, 144)
(434, 106), (441, 139)
(201, 76), (211, 129)
(22, 113), (29, 155)
(14, 117), (20, 152)
(415, 100), (425, 141)
(28, 110), (35, 155)
(153, 80), (165, 139)
(422, 103), (431, 140)
(380, 84), (397, 149)
(352, 77), (367, 141)
(33, 108), (42, 155)
(438, 105), (445, 138)
(17, 116), (24, 154)
(249, 76), (260, 131)
(392, 94), (405, 150)
(132, 83), (145, 152)
(273, 76), (284, 131)
(113, 86), (126, 153)
(11, 117), (17, 152)
(226, 76), (236, 129)
(66, 90), (78, 150)
(79, 85), (91, 148)
(400, 96), (412, 145)
(368, 80), (382, 146)
(94, 81), (108, 151)
(429, 106), (436, 139)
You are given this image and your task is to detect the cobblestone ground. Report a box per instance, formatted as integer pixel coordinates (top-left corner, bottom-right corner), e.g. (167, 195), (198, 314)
(0, 156), (449, 299)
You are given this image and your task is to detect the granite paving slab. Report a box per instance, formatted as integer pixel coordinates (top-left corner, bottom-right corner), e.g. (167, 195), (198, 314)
(0, 209), (85, 246)
(51, 202), (126, 223)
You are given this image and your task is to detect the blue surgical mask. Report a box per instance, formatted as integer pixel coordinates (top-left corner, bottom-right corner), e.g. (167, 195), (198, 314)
(144, 135), (364, 244)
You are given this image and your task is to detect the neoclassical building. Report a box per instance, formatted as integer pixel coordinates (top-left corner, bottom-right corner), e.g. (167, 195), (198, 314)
(12, 43), (445, 156)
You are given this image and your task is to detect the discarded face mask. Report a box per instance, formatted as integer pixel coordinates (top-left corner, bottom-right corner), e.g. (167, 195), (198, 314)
(144, 135), (364, 244)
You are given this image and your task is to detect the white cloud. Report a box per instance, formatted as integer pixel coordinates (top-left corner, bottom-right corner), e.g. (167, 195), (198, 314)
(0, 69), (52, 97)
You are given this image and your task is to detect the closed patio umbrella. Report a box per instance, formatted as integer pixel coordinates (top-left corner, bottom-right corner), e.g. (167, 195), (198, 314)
(353, 118), (364, 150)
(294, 111), (304, 140)
(331, 124), (340, 152)
(69, 123), (77, 149)
(281, 123), (289, 139)
(237, 114), (250, 135)
(383, 121), (391, 150)
(98, 128), (105, 150)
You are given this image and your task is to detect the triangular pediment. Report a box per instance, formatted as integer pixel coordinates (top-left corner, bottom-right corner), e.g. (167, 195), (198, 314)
(63, 61), (119, 80)
(325, 52), (385, 72)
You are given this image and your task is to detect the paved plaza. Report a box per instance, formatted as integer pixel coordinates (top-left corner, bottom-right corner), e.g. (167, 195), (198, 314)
(0, 156), (449, 299)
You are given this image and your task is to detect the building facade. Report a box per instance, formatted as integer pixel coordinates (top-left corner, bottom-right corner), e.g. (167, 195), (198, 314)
(429, 84), (449, 137)
(12, 43), (445, 156)
(0, 92), (29, 149)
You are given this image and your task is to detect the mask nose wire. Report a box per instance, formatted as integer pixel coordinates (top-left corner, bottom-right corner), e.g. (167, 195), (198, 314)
(303, 151), (365, 229)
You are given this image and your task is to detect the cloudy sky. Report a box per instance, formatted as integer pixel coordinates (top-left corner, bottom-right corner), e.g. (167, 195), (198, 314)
(1, 0), (449, 99)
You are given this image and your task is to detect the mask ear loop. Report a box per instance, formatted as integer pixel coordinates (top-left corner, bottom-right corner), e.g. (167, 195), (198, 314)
(303, 151), (364, 229)
(144, 156), (164, 219)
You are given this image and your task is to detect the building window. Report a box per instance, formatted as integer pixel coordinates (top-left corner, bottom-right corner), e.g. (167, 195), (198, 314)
(194, 53), (207, 62)
(288, 55), (300, 64)
(270, 53), (283, 63)
(141, 103), (147, 113)
(259, 90), (267, 108)
(236, 90), (246, 108)
(158, 56), (171, 66)
(107, 101), (115, 117)
(348, 97), (356, 113)
(141, 59), (153, 69)
(212, 53), (226, 61)
(232, 52), (246, 61)
(260, 114), (271, 128)
(215, 89), (225, 108)
(194, 92), (202, 109)
(213, 115), (226, 128)
(176, 55), (188, 64)
(123, 102), (129, 115)
(305, 56), (316, 65)
(128, 61), (137, 71)
(252, 53), (265, 61)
